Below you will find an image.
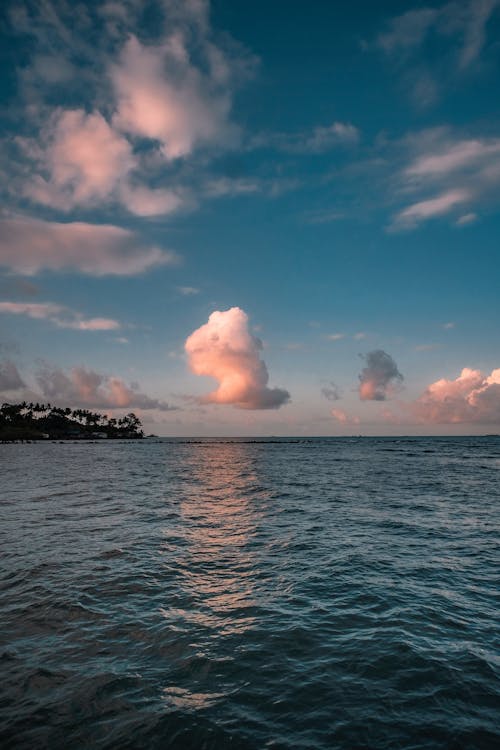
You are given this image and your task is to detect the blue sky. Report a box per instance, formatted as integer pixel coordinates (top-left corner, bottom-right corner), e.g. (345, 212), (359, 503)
(0, 0), (499, 435)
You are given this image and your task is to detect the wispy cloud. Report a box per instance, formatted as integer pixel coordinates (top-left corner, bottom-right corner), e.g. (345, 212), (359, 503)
(375, 0), (500, 106)
(405, 138), (500, 179)
(388, 127), (500, 229)
(0, 301), (121, 331)
(250, 120), (360, 155)
(456, 212), (478, 226)
(0, 217), (177, 276)
(326, 333), (345, 341)
(392, 188), (471, 229)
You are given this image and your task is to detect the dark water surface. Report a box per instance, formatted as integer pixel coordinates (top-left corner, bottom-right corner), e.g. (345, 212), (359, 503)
(1, 437), (499, 749)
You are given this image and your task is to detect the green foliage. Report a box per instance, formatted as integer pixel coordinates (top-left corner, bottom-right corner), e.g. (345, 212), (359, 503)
(0, 403), (144, 441)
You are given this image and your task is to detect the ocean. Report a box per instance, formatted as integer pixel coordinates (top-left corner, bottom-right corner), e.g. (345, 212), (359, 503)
(1, 437), (499, 749)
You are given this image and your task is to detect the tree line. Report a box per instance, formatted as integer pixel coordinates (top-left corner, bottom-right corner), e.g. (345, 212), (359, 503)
(0, 402), (144, 441)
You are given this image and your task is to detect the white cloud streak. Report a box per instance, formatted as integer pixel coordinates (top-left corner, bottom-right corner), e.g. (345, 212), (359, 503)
(393, 188), (471, 229)
(0, 301), (121, 331)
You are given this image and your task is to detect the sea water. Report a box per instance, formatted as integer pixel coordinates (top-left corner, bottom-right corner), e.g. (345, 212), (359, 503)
(1, 437), (499, 749)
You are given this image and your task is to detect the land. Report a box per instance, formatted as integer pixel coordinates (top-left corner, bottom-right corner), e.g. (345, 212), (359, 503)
(0, 402), (144, 441)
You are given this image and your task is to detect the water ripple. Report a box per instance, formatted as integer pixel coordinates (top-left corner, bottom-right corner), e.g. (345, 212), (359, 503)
(1, 437), (499, 749)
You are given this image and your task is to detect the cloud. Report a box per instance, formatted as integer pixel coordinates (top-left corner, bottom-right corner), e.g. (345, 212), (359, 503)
(389, 128), (500, 229)
(413, 367), (500, 423)
(35, 363), (176, 411)
(326, 333), (345, 341)
(331, 408), (360, 425)
(252, 121), (359, 154)
(185, 306), (290, 409)
(359, 350), (403, 401)
(111, 34), (237, 160)
(0, 360), (26, 391)
(0, 301), (121, 331)
(377, 1), (499, 68)
(18, 108), (189, 217)
(119, 184), (185, 217)
(375, 1), (499, 110)
(0, 217), (177, 276)
(377, 8), (438, 54)
(392, 188), (471, 229)
(5, 0), (255, 217)
(301, 122), (360, 152)
(204, 177), (261, 197)
(405, 138), (500, 179)
(178, 286), (199, 296)
(456, 212), (478, 225)
(23, 109), (135, 210)
(322, 382), (341, 401)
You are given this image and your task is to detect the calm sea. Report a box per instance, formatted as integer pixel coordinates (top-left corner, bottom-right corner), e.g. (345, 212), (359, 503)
(1, 437), (499, 749)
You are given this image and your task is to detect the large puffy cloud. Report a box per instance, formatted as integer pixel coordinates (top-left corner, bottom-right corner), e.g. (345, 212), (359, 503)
(0, 360), (26, 391)
(413, 367), (500, 423)
(0, 217), (176, 276)
(5, 1), (254, 217)
(111, 35), (235, 160)
(35, 363), (176, 411)
(21, 109), (187, 216)
(185, 307), (290, 409)
(24, 109), (135, 210)
(359, 350), (403, 401)
(0, 301), (120, 331)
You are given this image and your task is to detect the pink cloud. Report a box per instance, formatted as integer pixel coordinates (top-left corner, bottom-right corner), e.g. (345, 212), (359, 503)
(35, 363), (176, 411)
(413, 367), (500, 423)
(119, 184), (185, 217)
(111, 35), (235, 160)
(185, 307), (290, 409)
(25, 109), (135, 210)
(0, 217), (176, 276)
(331, 408), (360, 425)
(20, 108), (188, 217)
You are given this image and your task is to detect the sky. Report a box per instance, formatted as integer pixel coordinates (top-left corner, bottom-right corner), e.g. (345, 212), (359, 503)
(0, 0), (499, 436)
